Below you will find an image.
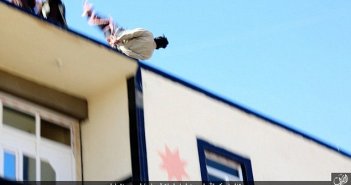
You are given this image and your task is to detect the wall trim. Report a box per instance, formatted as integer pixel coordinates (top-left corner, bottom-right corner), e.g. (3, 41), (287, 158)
(135, 68), (149, 181)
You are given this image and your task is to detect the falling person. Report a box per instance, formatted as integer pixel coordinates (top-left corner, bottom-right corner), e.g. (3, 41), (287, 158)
(82, 0), (168, 60)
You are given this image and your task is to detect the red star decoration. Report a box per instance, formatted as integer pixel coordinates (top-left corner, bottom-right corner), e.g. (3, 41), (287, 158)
(159, 145), (189, 181)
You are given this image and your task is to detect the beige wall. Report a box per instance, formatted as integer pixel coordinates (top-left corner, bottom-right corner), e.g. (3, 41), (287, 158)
(141, 69), (351, 181)
(81, 79), (132, 181)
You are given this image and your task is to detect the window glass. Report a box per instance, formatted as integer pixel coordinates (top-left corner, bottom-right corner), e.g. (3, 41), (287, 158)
(4, 151), (16, 180)
(205, 150), (243, 181)
(41, 119), (71, 146)
(41, 160), (56, 181)
(23, 155), (36, 181)
(3, 106), (36, 134)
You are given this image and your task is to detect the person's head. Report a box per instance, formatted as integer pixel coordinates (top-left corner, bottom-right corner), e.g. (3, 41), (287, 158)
(154, 35), (169, 49)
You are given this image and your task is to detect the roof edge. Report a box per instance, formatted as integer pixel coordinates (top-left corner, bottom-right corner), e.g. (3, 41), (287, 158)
(0, 0), (137, 63)
(138, 62), (351, 159)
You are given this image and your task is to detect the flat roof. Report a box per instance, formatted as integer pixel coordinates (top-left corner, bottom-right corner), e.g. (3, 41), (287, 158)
(0, 1), (137, 98)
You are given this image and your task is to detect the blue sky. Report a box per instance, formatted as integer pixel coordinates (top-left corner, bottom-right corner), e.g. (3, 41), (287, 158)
(65, 0), (351, 153)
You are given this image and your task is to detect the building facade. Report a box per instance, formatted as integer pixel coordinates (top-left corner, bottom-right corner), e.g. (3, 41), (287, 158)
(0, 1), (350, 183)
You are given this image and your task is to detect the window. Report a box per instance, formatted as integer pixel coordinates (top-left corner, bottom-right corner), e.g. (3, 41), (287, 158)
(2, 105), (72, 147)
(3, 106), (35, 134)
(40, 160), (56, 181)
(4, 151), (16, 181)
(41, 119), (71, 146)
(0, 92), (79, 181)
(197, 139), (254, 184)
(23, 154), (36, 181)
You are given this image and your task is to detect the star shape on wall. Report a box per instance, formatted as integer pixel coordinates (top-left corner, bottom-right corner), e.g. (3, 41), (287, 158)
(159, 145), (189, 181)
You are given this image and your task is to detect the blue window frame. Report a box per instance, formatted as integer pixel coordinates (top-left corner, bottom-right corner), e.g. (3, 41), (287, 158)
(197, 139), (254, 185)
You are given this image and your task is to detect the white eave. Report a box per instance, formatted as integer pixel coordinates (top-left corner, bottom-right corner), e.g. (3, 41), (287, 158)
(0, 2), (138, 98)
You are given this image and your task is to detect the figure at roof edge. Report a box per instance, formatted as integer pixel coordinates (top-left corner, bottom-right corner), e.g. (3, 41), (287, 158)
(10, 0), (67, 28)
(82, 0), (169, 60)
(10, 0), (36, 12)
(40, 0), (67, 28)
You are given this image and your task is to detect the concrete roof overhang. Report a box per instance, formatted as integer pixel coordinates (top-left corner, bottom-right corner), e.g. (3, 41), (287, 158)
(0, 2), (137, 99)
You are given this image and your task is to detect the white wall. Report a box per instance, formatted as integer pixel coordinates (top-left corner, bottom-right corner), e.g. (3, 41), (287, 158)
(81, 79), (132, 181)
(141, 69), (351, 181)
